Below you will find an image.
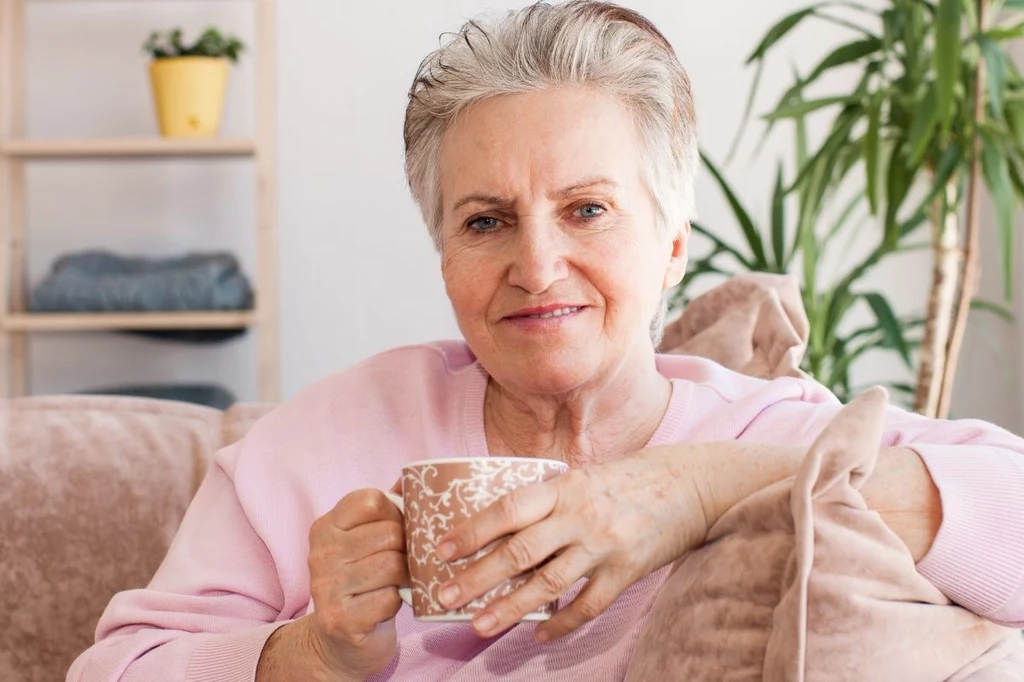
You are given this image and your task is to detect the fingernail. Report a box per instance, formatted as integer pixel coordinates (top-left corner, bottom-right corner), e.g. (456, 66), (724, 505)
(473, 612), (497, 634)
(535, 628), (551, 643)
(439, 584), (460, 607)
(438, 542), (457, 560)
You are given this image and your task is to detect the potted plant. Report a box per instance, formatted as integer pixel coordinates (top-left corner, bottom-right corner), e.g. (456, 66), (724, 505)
(673, 113), (927, 404)
(143, 27), (245, 138)
(716, 0), (1024, 417)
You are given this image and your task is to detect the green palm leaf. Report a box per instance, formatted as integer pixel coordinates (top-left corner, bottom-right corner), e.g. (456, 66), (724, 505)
(700, 152), (769, 267)
(934, 0), (963, 137)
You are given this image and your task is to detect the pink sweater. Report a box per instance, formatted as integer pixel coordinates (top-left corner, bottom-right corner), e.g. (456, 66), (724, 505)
(68, 342), (1024, 682)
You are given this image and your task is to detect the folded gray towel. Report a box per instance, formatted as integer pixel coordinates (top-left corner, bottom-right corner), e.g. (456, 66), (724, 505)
(29, 251), (254, 313)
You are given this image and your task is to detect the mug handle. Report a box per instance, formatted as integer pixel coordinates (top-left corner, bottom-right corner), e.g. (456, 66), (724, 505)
(384, 491), (414, 607)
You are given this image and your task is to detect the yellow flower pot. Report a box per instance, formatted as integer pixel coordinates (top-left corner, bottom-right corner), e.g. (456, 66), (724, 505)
(149, 57), (229, 138)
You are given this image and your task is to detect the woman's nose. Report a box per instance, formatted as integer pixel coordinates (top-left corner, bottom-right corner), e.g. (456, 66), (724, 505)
(507, 221), (569, 294)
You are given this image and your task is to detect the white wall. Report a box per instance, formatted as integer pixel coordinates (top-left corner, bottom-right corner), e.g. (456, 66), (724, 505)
(21, 1), (1023, 432)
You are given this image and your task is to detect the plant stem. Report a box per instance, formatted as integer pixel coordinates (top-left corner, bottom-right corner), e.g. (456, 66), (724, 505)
(935, 0), (988, 418)
(914, 181), (961, 416)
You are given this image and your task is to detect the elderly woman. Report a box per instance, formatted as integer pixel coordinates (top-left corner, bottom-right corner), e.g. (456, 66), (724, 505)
(70, 2), (1024, 681)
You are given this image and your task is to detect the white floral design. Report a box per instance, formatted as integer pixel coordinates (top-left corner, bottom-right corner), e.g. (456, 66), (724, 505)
(402, 458), (567, 618)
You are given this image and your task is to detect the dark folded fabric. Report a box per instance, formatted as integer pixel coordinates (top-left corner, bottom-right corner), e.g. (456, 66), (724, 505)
(78, 383), (237, 410)
(124, 328), (248, 343)
(30, 251), (254, 313)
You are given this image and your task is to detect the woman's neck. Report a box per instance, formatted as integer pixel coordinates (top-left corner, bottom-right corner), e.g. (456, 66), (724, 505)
(483, 358), (672, 468)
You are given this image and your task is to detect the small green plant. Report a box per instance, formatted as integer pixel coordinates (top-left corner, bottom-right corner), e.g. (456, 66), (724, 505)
(143, 28), (245, 63)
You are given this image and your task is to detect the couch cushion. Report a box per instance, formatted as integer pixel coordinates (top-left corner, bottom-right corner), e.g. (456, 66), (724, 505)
(0, 395), (271, 682)
(223, 402), (277, 446)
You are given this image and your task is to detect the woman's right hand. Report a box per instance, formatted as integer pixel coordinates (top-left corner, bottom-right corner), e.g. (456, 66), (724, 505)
(304, 488), (409, 679)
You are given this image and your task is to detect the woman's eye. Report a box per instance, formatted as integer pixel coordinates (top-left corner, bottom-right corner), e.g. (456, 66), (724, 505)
(468, 216), (501, 231)
(575, 203), (606, 219)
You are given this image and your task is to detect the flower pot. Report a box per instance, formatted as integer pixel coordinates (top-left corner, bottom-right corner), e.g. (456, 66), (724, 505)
(149, 57), (229, 138)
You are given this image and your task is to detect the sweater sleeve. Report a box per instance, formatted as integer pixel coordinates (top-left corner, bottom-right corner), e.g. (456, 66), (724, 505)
(877, 405), (1024, 628)
(67, 441), (292, 682)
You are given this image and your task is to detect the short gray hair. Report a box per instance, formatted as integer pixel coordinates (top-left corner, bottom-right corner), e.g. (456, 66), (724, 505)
(403, 1), (699, 251)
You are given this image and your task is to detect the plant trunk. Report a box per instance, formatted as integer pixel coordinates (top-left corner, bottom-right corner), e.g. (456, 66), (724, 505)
(914, 182), (962, 417)
(936, 0), (989, 419)
(936, 173), (981, 418)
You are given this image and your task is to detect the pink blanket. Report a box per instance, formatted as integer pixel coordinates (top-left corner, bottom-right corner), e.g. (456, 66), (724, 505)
(626, 388), (1024, 680)
(660, 272), (809, 379)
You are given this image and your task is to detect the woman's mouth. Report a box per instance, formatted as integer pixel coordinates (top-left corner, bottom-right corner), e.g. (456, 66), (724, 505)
(519, 306), (581, 320)
(503, 305), (587, 328)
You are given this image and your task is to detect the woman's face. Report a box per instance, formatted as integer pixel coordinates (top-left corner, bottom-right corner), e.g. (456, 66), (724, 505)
(438, 86), (687, 396)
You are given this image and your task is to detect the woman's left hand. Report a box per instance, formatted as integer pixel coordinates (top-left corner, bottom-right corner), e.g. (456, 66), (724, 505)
(433, 447), (710, 642)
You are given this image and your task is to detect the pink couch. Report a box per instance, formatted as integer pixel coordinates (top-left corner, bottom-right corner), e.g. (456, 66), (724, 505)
(0, 274), (849, 681)
(0, 395), (274, 682)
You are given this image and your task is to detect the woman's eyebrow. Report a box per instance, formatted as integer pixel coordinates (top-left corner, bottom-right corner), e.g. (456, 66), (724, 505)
(452, 177), (618, 212)
(553, 177), (619, 198)
(453, 194), (514, 212)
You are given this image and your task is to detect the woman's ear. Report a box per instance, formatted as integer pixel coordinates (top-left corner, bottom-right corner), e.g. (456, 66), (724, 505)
(662, 222), (690, 290)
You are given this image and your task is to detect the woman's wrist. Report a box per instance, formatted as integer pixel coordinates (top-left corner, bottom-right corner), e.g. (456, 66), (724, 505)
(645, 441), (806, 537)
(256, 615), (358, 682)
(638, 446), (713, 551)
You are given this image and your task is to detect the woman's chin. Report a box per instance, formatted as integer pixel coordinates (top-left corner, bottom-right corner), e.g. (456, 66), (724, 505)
(497, 357), (599, 396)
(471, 332), (608, 394)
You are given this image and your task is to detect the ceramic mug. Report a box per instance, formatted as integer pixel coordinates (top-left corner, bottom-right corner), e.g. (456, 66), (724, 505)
(385, 456), (569, 622)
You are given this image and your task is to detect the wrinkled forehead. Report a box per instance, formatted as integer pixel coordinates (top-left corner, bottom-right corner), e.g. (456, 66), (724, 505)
(437, 88), (646, 212)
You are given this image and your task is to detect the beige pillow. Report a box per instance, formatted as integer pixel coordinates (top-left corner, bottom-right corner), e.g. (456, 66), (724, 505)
(626, 388), (1024, 681)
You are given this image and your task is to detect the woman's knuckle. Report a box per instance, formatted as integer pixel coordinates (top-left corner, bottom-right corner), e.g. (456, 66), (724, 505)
(383, 550), (408, 576)
(308, 541), (337, 573)
(384, 523), (405, 551)
(606, 521), (632, 548)
(307, 552), (324, 577)
(564, 468), (588, 487)
(380, 587), (403, 614)
(337, 489), (379, 519)
(309, 538), (349, 573)
(358, 587), (397, 620)
(501, 534), (537, 572)
(496, 494), (520, 526)
(356, 489), (386, 514)
(535, 565), (569, 596)
(573, 597), (603, 623)
(337, 489), (364, 510)
(308, 517), (326, 544)
(451, 529), (474, 553)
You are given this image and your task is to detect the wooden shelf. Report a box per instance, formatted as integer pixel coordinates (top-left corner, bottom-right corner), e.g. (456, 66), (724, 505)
(0, 137), (256, 159)
(1, 311), (256, 332)
(0, 0), (280, 399)
(28, 1), (252, 3)
(28, 0), (252, 3)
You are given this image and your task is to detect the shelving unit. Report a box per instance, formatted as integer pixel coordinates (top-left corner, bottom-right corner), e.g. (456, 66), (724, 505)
(3, 311), (256, 332)
(0, 0), (280, 401)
